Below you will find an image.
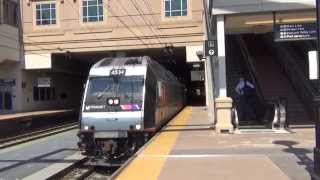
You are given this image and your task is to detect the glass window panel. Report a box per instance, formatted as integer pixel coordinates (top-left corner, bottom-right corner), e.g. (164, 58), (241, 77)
(83, 17), (88, 22)
(35, 3), (57, 25)
(83, 1), (87, 6)
(41, 9), (51, 19)
(83, 7), (87, 16)
(88, 16), (98, 22)
(40, 87), (45, 100)
(51, 88), (56, 100)
(42, 4), (50, 9)
(98, 6), (103, 16)
(182, 10), (187, 16)
(99, 16), (103, 21)
(182, 0), (187, 9)
(171, 11), (180, 16)
(165, 1), (170, 11)
(45, 87), (51, 100)
(165, 11), (170, 17)
(33, 87), (39, 101)
(171, 0), (181, 10)
(51, 9), (56, 19)
(42, 20), (50, 24)
(36, 10), (41, 19)
(88, 0), (97, 6)
(88, 6), (97, 16)
(98, 0), (103, 4)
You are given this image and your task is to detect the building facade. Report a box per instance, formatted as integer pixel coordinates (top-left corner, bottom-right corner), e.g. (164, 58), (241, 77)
(20, 0), (205, 111)
(0, 0), (22, 113)
(210, 0), (317, 131)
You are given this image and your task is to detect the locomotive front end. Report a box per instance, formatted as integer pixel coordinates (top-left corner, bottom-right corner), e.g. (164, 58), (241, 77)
(78, 64), (147, 165)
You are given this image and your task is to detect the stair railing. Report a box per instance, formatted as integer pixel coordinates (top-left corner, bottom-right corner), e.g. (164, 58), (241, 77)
(263, 36), (316, 118)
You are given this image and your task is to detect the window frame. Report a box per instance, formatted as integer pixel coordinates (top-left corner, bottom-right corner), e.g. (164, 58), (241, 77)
(81, 0), (104, 23)
(35, 2), (57, 26)
(33, 86), (56, 102)
(164, 0), (188, 17)
(32, 0), (60, 29)
(2, 0), (18, 27)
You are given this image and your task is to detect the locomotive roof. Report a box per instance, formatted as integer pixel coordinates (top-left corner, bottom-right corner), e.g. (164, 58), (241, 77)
(92, 56), (150, 68)
(89, 56), (182, 85)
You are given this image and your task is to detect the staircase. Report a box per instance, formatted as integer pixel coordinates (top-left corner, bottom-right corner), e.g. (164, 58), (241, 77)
(240, 34), (310, 125)
(226, 35), (248, 99)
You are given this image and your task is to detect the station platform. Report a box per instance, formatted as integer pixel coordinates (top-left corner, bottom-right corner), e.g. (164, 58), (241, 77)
(115, 106), (315, 180)
(0, 109), (77, 139)
(0, 129), (80, 179)
(0, 109), (75, 122)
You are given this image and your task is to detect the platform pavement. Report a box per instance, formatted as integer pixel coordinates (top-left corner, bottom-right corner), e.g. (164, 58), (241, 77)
(116, 106), (316, 180)
(0, 129), (80, 179)
(0, 109), (74, 121)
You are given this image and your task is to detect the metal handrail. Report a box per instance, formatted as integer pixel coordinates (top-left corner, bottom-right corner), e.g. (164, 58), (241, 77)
(263, 36), (317, 116)
(231, 105), (239, 131)
(272, 103), (279, 130)
(236, 36), (265, 102)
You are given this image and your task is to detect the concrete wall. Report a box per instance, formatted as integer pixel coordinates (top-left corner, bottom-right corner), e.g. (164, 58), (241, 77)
(0, 62), (23, 112)
(19, 0), (205, 111)
(21, 0), (204, 55)
(0, 24), (20, 62)
(212, 0), (315, 15)
(0, 0), (22, 112)
(20, 70), (84, 111)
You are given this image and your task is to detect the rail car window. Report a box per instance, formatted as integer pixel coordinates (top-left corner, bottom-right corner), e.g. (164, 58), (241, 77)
(84, 76), (144, 112)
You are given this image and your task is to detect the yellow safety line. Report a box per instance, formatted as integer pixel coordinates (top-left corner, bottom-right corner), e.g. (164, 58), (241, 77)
(116, 107), (192, 180)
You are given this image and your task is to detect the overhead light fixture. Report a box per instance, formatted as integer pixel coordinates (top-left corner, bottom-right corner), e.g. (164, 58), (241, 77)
(245, 17), (316, 25)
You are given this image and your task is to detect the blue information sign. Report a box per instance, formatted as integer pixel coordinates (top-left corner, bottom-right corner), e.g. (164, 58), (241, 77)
(274, 23), (317, 41)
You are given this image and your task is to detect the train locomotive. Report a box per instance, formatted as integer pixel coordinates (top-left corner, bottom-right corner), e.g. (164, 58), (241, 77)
(77, 56), (185, 166)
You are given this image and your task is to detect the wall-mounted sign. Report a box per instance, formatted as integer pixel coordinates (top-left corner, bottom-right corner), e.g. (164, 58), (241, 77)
(37, 77), (51, 87)
(0, 79), (15, 87)
(205, 40), (217, 56)
(274, 23), (317, 42)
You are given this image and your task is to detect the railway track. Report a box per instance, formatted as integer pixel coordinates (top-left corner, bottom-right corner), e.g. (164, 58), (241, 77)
(0, 122), (78, 149)
(48, 158), (118, 180)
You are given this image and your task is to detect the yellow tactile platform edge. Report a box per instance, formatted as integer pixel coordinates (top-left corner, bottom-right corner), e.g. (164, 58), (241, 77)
(116, 107), (192, 180)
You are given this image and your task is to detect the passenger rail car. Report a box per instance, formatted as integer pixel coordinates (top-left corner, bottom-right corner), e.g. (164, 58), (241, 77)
(77, 56), (185, 165)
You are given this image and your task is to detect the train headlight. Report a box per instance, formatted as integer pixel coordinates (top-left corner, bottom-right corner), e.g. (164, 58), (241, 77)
(135, 124), (141, 130)
(84, 125), (89, 130)
(108, 99), (114, 105)
(114, 98), (120, 105)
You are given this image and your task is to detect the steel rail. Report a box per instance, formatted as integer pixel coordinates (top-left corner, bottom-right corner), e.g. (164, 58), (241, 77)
(0, 122), (78, 149)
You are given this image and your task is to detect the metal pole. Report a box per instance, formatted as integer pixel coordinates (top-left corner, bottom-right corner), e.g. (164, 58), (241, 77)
(314, 0), (320, 176)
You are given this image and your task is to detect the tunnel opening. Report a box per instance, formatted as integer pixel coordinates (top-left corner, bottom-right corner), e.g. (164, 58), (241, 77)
(47, 47), (206, 113)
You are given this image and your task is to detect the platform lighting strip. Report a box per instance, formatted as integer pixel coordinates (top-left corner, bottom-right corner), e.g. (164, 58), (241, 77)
(245, 17), (317, 25)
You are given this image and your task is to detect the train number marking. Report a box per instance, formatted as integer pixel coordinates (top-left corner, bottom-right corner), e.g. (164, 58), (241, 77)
(110, 69), (126, 76)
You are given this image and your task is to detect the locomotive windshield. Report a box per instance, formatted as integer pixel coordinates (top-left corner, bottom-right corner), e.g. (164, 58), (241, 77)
(84, 76), (144, 112)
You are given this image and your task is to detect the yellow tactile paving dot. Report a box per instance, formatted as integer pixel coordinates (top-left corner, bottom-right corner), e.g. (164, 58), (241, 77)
(116, 107), (192, 180)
